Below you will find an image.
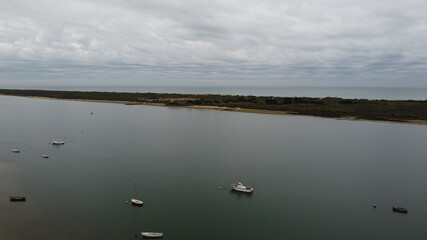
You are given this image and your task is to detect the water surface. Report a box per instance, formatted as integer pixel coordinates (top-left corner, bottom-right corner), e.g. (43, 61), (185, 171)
(1, 95), (427, 240)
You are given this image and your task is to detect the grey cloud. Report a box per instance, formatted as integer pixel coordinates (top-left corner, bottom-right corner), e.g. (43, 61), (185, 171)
(0, 0), (426, 87)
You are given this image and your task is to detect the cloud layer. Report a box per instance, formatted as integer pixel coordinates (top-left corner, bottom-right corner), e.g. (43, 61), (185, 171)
(1, 0), (426, 86)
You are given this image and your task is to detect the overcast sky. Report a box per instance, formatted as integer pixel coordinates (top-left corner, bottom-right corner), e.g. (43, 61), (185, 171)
(1, 0), (426, 87)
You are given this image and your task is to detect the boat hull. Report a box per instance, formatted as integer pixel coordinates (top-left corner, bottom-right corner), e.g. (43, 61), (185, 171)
(231, 182), (254, 193)
(10, 196), (26, 201)
(392, 206), (408, 213)
(232, 187), (253, 193)
(141, 232), (163, 238)
(131, 199), (144, 206)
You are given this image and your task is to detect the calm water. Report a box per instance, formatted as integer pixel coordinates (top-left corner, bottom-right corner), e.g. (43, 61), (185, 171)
(3, 85), (427, 100)
(1, 95), (427, 240)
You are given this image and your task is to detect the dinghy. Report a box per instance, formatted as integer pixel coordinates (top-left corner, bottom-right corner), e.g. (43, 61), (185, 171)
(392, 206), (408, 213)
(10, 196), (26, 201)
(141, 232), (163, 238)
(51, 140), (65, 145)
(131, 199), (143, 206)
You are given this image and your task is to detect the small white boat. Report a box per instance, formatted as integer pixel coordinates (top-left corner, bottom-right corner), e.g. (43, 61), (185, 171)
(12, 149), (20, 153)
(141, 232), (163, 238)
(42, 155), (49, 158)
(51, 140), (65, 145)
(231, 182), (254, 193)
(131, 199), (144, 206)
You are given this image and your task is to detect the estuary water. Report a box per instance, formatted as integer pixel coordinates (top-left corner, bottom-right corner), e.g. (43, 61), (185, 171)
(1, 95), (427, 240)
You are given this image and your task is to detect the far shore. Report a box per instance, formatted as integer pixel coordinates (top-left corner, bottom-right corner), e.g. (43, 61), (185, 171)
(23, 95), (289, 114)
(2, 93), (426, 126)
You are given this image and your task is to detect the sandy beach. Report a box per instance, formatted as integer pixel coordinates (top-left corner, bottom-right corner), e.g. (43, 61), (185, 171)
(1, 94), (296, 116)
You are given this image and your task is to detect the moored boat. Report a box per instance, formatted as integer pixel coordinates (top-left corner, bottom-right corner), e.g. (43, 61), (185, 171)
(231, 182), (253, 193)
(392, 206), (408, 213)
(51, 140), (65, 145)
(12, 149), (20, 153)
(141, 232), (163, 238)
(10, 196), (26, 201)
(131, 199), (144, 206)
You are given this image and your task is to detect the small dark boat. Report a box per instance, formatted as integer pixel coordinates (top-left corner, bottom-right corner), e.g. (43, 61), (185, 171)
(10, 196), (26, 202)
(392, 206), (408, 213)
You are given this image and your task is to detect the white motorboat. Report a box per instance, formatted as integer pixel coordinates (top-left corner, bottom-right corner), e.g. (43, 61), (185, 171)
(231, 182), (254, 193)
(12, 149), (20, 153)
(42, 155), (49, 158)
(51, 140), (65, 145)
(141, 232), (163, 238)
(131, 199), (144, 206)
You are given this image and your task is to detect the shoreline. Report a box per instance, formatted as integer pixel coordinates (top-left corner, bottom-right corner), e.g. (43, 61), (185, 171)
(25, 95), (282, 112)
(2, 94), (426, 126)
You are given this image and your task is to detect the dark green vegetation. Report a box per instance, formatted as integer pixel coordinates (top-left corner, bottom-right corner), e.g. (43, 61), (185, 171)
(1, 89), (426, 124)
